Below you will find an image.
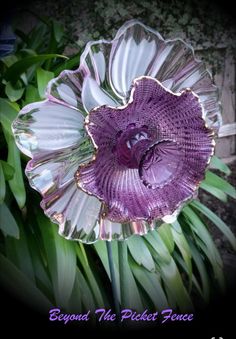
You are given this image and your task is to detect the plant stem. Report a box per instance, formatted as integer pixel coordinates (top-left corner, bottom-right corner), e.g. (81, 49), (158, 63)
(106, 241), (120, 318)
(118, 240), (129, 309)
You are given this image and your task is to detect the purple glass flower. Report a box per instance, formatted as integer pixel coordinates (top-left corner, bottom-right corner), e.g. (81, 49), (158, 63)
(76, 75), (214, 224)
(12, 20), (221, 243)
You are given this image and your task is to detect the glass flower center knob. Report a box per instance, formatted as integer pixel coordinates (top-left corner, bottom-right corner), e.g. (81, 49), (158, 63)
(115, 123), (183, 189)
(139, 140), (183, 189)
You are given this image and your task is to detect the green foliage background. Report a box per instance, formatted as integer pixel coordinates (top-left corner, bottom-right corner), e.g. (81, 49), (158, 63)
(0, 0), (236, 319)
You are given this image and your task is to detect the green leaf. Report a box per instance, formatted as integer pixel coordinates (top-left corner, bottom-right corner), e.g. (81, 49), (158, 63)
(53, 52), (81, 75)
(172, 251), (202, 297)
(158, 223), (175, 253)
(204, 171), (236, 199)
(127, 235), (155, 272)
(37, 213), (76, 309)
(159, 258), (193, 311)
(27, 230), (53, 297)
(53, 21), (64, 42)
(94, 240), (143, 311)
(5, 82), (25, 102)
(187, 241), (210, 302)
(5, 222), (36, 282)
(118, 240), (144, 311)
(1, 54), (18, 67)
(0, 161), (6, 202)
(0, 254), (52, 312)
(144, 229), (172, 265)
(129, 257), (168, 310)
(37, 67), (54, 98)
(210, 155), (231, 175)
(76, 244), (105, 307)
(144, 231), (193, 311)
(24, 84), (41, 105)
(93, 241), (116, 281)
(19, 48), (37, 57)
(196, 238), (224, 291)
(119, 241), (132, 308)
(76, 267), (96, 311)
(27, 24), (48, 50)
(171, 221), (192, 278)
(182, 206), (224, 290)
(0, 160), (15, 180)
(191, 200), (236, 250)
(182, 206), (220, 263)
(200, 181), (227, 202)
(0, 98), (19, 135)
(2, 129), (26, 209)
(0, 203), (19, 238)
(94, 241), (121, 306)
(68, 269), (82, 312)
(4, 54), (68, 83)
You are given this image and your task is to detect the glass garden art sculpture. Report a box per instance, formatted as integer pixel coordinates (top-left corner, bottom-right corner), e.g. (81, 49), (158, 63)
(12, 20), (221, 243)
